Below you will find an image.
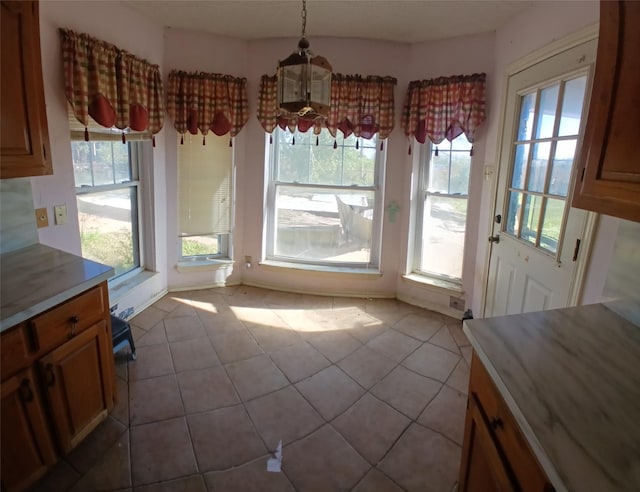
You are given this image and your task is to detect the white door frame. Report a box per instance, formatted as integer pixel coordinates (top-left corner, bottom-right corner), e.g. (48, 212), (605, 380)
(480, 24), (600, 318)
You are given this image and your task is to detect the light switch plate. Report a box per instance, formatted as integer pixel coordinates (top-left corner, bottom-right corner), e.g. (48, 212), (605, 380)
(35, 208), (49, 228)
(54, 204), (67, 225)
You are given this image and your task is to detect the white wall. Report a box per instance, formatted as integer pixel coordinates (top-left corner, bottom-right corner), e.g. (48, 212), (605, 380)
(26, 0), (619, 319)
(470, 0), (600, 316)
(35, 1), (168, 315)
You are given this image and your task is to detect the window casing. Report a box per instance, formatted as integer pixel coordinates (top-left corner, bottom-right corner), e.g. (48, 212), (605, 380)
(266, 128), (384, 268)
(413, 135), (472, 283)
(177, 133), (233, 260)
(72, 140), (143, 280)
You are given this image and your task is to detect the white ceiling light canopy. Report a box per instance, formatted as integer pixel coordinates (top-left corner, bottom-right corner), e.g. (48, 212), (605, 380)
(277, 0), (331, 119)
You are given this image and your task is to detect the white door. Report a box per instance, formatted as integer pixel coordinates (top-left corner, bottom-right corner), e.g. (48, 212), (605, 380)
(484, 39), (597, 317)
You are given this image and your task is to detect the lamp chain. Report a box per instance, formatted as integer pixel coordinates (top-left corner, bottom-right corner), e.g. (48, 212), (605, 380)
(301, 0), (307, 39)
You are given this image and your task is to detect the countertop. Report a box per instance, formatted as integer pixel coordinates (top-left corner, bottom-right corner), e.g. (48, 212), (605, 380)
(463, 303), (640, 492)
(0, 244), (114, 332)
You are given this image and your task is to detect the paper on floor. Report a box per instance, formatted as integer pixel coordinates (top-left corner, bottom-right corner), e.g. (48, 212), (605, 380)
(267, 440), (282, 472)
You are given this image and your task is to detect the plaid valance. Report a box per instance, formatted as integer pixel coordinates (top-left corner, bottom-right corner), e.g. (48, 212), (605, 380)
(167, 71), (248, 139)
(401, 73), (486, 144)
(60, 29), (164, 139)
(257, 74), (397, 140)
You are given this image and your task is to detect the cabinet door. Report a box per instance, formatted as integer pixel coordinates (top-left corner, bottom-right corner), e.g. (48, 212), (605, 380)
(0, 0), (52, 178)
(459, 398), (516, 492)
(1, 367), (57, 492)
(39, 320), (114, 454)
(572, 0), (640, 221)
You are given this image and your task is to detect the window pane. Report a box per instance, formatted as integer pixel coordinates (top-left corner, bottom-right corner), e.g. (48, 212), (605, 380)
(277, 130), (311, 183)
(517, 92), (536, 141)
(511, 144), (529, 190)
(540, 198), (565, 254)
(549, 139), (577, 196)
(506, 191), (523, 236)
(450, 152), (471, 195)
(451, 136), (472, 151)
(558, 76), (587, 137)
(521, 194), (543, 245)
(77, 188), (139, 277)
(419, 195), (467, 279)
(182, 234), (221, 257)
(527, 142), (551, 193)
(274, 185), (373, 263)
(428, 151), (450, 193)
(178, 133), (232, 246)
(535, 84), (559, 139)
(71, 141), (132, 187)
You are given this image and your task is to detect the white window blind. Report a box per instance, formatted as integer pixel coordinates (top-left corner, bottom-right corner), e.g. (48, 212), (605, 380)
(177, 133), (232, 237)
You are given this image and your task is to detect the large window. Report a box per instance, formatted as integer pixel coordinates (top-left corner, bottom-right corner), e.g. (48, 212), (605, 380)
(177, 133), (233, 260)
(72, 140), (142, 279)
(413, 134), (472, 282)
(267, 128), (383, 267)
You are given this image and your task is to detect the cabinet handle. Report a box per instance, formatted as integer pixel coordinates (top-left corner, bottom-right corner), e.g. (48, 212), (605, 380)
(69, 315), (79, 339)
(44, 364), (56, 387)
(490, 417), (504, 430)
(19, 379), (34, 403)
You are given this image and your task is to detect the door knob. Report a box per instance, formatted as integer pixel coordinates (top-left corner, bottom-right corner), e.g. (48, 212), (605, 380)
(488, 235), (500, 243)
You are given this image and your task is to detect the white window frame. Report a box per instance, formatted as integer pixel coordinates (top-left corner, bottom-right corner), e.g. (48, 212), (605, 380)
(265, 127), (385, 269)
(73, 140), (145, 284)
(412, 137), (472, 285)
(177, 133), (234, 262)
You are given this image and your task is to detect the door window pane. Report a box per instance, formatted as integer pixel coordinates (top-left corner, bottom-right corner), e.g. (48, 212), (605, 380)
(521, 194), (543, 244)
(506, 191), (523, 236)
(420, 195), (467, 279)
(535, 84), (560, 139)
(558, 76), (587, 136)
(540, 198), (565, 253)
(517, 92), (536, 141)
(527, 142), (551, 193)
(549, 139), (577, 196)
(511, 144), (529, 190)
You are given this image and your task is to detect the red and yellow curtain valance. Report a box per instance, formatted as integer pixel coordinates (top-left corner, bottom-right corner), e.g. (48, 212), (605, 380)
(257, 74), (397, 141)
(402, 73), (486, 145)
(167, 71), (248, 140)
(60, 29), (164, 140)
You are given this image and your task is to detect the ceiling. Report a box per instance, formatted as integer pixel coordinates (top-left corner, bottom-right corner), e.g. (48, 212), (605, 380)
(124, 0), (535, 44)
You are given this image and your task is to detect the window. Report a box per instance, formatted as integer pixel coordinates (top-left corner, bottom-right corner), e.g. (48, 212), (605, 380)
(413, 134), (472, 282)
(72, 140), (142, 279)
(177, 133), (233, 260)
(506, 75), (588, 255)
(267, 127), (383, 267)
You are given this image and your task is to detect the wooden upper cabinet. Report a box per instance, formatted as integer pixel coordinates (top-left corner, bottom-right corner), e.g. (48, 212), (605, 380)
(572, 0), (640, 222)
(0, 0), (52, 178)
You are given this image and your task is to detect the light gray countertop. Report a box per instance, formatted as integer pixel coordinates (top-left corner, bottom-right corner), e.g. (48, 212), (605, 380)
(463, 303), (640, 492)
(0, 244), (113, 332)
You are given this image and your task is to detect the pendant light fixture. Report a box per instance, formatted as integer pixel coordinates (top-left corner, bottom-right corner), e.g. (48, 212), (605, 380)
(277, 0), (332, 118)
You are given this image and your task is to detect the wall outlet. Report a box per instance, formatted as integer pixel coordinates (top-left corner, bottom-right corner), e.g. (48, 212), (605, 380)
(54, 204), (67, 225)
(35, 208), (49, 228)
(244, 255), (253, 268)
(449, 296), (465, 311)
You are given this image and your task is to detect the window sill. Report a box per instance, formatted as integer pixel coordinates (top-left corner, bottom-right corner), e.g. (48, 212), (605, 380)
(260, 260), (382, 278)
(176, 258), (234, 273)
(402, 273), (464, 296)
(109, 270), (158, 305)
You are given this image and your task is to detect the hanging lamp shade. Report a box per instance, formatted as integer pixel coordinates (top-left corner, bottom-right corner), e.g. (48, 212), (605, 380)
(277, 1), (332, 118)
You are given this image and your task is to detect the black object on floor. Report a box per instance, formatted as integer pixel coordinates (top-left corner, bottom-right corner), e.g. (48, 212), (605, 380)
(111, 314), (136, 360)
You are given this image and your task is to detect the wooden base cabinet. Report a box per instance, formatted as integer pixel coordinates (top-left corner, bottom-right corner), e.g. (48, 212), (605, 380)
(0, 368), (56, 492)
(0, 282), (114, 492)
(39, 320), (114, 454)
(459, 354), (554, 492)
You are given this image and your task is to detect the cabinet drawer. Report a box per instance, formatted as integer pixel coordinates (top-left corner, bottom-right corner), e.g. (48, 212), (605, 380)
(30, 285), (107, 355)
(1, 324), (32, 380)
(470, 353), (552, 492)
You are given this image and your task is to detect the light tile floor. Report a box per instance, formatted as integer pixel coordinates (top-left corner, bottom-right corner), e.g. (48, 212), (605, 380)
(31, 286), (471, 492)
